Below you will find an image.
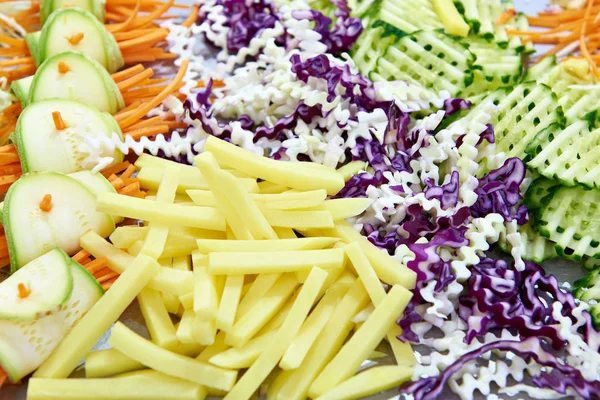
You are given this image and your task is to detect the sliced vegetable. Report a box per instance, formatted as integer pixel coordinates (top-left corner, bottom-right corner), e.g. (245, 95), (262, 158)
(41, 0), (106, 26)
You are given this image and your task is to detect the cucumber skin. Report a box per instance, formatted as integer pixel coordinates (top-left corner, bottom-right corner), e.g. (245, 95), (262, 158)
(69, 259), (105, 299)
(41, 0), (105, 24)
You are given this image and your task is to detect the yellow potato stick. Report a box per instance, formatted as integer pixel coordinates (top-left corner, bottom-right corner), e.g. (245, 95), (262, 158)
(273, 227), (297, 239)
(34, 255), (161, 379)
(209, 330), (276, 369)
(279, 286), (341, 370)
(173, 255), (192, 271)
(314, 365), (412, 400)
(262, 209), (335, 229)
(236, 273), (281, 319)
(185, 190), (218, 207)
(135, 153), (248, 178)
(331, 221), (416, 288)
(110, 226), (148, 249)
(225, 274), (298, 348)
(258, 292), (297, 336)
(316, 198), (372, 220)
(85, 348), (145, 378)
(111, 226), (224, 253)
(267, 278), (369, 400)
(108, 323), (238, 391)
(224, 267), (327, 399)
(127, 240), (144, 256)
(196, 331), (229, 363)
(295, 270), (310, 283)
(346, 242), (416, 366)
(203, 137), (345, 195)
(197, 237), (338, 253)
(197, 152), (277, 240)
(97, 193), (227, 231)
(208, 248), (345, 275)
(162, 292), (181, 315)
(28, 371), (207, 400)
(308, 285), (413, 397)
(216, 274), (244, 332)
(176, 309), (197, 345)
(192, 316), (217, 346)
(179, 292), (194, 310)
(252, 190), (327, 210)
(193, 266), (219, 320)
(336, 161), (368, 181)
(161, 240), (198, 258)
(138, 288), (178, 349)
(257, 181), (290, 194)
(170, 341), (204, 358)
(147, 269), (194, 296)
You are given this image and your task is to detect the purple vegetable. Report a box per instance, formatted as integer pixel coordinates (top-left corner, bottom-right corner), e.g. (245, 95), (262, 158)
(471, 157), (528, 224)
(443, 98), (471, 116)
(424, 171), (460, 210)
(334, 171), (385, 198)
(222, 0), (282, 52)
(400, 337), (600, 400)
(455, 123), (495, 148)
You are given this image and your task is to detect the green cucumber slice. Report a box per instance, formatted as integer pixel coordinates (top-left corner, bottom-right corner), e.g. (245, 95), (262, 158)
(523, 55), (556, 82)
(499, 220), (557, 263)
(536, 184), (600, 260)
(364, 0), (442, 34)
(351, 20), (401, 78)
(68, 170), (124, 224)
(4, 172), (115, 271)
(10, 76), (34, 107)
(523, 176), (559, 212)
(0, 257), (103, 383)
(41, 0), (105, 24)
(0, 248), (73, 321)
(25, 32), (42, 66)
(372, 29), (475, 97)
(38, 8), (123, 73)
(28, 51), (124, 113)
(13, 99), (124, 174)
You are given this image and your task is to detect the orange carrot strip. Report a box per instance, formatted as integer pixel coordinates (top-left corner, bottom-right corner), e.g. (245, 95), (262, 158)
(105, 12), (128, 22)
(124, 124), (170, 138)
(0, 144), (17, 153)
(496, 9), (516, 25)
(182, 4), (199, 27)
(119, 60), (188, 129)
(111, 177), (125, 190)
(120, 164), (137, 180)
(118, 30), (169, 51)
(0, 174), (19, 185)
(101, 276), (119, 290)
(66, 32), (85, 45)
(101, 161), (131, 177)
(85, 257), (109, 274)
(0, 35), (27, 47)
(111, 64), (145, 82)
(582, 0), (600, 79)
(0, 154), (21, 166)
(96, 270), (119, 283)
(119, 181), (141, 195)
(0, 56), (34, 67)
(72, 249), (91, 264)
(110, 0), (142, 33)
(0, 164), (22, 175)
(127, 0), (174, 30)
(39, 194), (52, 212)
(52, 111), (67, 130)
(0, 257), (9, 269)
(112, 28), (157, 41)
(116, 68), (154, 91)
(127, 115), (165, 129)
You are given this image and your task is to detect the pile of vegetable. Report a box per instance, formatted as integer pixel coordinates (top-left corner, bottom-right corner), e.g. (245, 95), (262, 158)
(2, 0), (600, 398)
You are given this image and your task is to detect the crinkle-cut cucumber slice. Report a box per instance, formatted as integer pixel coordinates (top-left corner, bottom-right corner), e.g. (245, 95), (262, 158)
(13, 99), (124, 175)
(454, 0), (510, 42)
(37, 8), (123, 73)
(351, 20), (401, 77)
(10, 76), (34, 107)
(536, 184), (600, 260)
(41, 0), (105, 24)
(0, 248), (73, 321)
(4, 172), (115, 271)
(373, 29), (475, 97)
(526, 118), (600, 189)
(68, 170), (124, 224)
(363, 0), (442, 35)
(29, 51), (124, 113)
(523, 55), (556, 82)
(0, 257), (103, 383)
(523, 176), (559, 212)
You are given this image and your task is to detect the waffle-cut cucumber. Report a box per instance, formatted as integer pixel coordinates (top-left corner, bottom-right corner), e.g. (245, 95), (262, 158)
(523, 176), (558, 212)
(373, 29), (475, 97)
(362, 0), (442, 35)
(526, 118), (600, 189)
(523, 55), (556, 82)
(351, 20), (402, 77)
(514, 12), (535, 54)
(536, 184), (600, 260)
(454, 0), (510, 41)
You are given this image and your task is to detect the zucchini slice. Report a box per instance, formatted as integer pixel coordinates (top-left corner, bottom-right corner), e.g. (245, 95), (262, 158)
(0, 257), (103, 383)
(28, 51), (124, 113)
(68, 170), (124, 224)
(10, 76), (34, 107)
(36, 8), (123, 73)
(13, 99), (123, 174)
(4, 172), (115, 271)
(536, 184), (600, 260)
(40, 0), (105, 24)
(0, 248), (73, 321)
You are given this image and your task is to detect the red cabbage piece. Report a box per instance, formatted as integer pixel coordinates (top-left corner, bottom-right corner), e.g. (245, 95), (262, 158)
(471, 157), (528, 224)
(334, 171), (386, 198)
(222, 0), (282, 52)
(400, 337), (600, 400)
(424, 171), (460, 210)
(455, 123), (495, 148)
(443, 98), (471, 116)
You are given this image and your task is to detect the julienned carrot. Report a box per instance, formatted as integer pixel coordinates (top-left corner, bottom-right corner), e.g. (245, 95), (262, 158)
(122, 51), (176, 64)
(182, 4), (199, 28)
(119, 181), (141, 196)
(110, 0), (142, 33)
(100, 161), (131, 178)
(85, 257), (109, 274)
(0, 153), (20, 165)
(118, 29), (169, 50)
(95, 269), (119, 283)
(116, 68), (154, 91)
(125, 124), (170, 139)
(72, 249), (91, 264)
(581, 0), (600, 78)
(119, 60), (188, 129)
(102, 276), (119, 290)
(112, 64), (145, 82)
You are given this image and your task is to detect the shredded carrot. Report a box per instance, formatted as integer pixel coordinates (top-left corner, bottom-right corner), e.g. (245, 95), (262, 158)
(95, 270), (119, 283)
(119, 181), (141, 195)
(0, 153), (21, 166)
(85, 257), (109, 274)
(0, 174), (21, 185)
(101, 161), (131, 177)
(116, 68), (154, 91)
(496, 8), (516, 25)
(0, 367), (7, 389)
(58, 61), (70, 74)
(582, 0), (600, 78)
(111, 64), (145, 82)
(119, 59), (188, 129)
(102, 276), (119, 290)
(72, 249), (91, 264)
(110, 0), (142, 33)
(121, 164), (137, 180)
(111, 177), (125, 190)
(17, 283), (29, 299)
(0, 35), (27, 47)
(182, 4), (199, 28)
(66, 32), (85, 45)
(0, 56), (34, 67)
(52, 111), (68, 130)
(118, 29), (169, 51)
(39, 194), (52, 212)
(124, 124), (170, 138)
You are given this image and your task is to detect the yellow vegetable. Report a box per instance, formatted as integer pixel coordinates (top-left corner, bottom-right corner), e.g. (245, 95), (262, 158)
(267, 278), (369, 400)
(272, 227), (297, 239)
(335, 161), (367, 181)
(28, 370), (207, 400)
(110, 226), (224, 253)
(236, 273), (281, 319)
(308, 285), (413, 397)
(176, 309), (197, 345)
(196, 331), (228, 363)
(261, 209), (334, 229)
(208, 248), (345, 275)
(196, 152), (277, 240)
(188, 188), (328, 210)
(135, 153), (250, 178)
(34, 254), (161, 379)
(225, 274), (297, 348)
(108, 322), (237, 391)
(196, 237), (338, 253)
(208, 330), (275, 369)
(314, 365), (412, 400)
(193, 265), (219, 321)
(97, 193), (226, 231)
(138, 288), (178, 349)
(179, 292), (194, 310)
(224, 267), (328, 400)
(202, 137), (344, 195)
(216, 274), (244, 332)
(257, 181), (289, 194)
(346, 242), (416, 366)
(192, 316), (217, 346)
(279, 285), (341, 370)
(315, 198), (372, 220)
(173, 255), (192, 271)
(85, 349), (145, 378)
(432, 0), (470, 36)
